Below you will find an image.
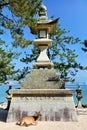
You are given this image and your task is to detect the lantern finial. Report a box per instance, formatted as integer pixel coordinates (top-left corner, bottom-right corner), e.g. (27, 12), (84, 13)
(39, 5), (47, 17)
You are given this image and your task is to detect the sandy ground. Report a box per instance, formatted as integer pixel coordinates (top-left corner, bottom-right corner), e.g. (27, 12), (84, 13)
(0, 115), (87, 130)
(0, 103), (87, 130)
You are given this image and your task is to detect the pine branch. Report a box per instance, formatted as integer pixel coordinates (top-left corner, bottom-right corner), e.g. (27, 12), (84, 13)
(0, 3), (9, 7)
(0, 12), (11, 21)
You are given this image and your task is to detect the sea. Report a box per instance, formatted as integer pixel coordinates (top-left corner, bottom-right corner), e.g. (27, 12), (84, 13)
(0, 83), (20, 103)
(0, 83), (87, 106)
(66, 83), (87, 105)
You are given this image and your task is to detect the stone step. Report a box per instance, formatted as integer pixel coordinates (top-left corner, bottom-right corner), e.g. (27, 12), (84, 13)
(76, 108), (87, 115)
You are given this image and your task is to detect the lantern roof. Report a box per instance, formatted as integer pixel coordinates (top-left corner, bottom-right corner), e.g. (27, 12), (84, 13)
(30, 5), (59, 35)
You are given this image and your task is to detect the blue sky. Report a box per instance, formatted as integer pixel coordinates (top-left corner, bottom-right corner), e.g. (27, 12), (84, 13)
(42, 0), (87, 83)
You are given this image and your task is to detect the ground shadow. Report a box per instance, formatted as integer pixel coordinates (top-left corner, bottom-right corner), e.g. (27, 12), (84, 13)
(0, 108), (8, 122)
(75, 104), (87, 108)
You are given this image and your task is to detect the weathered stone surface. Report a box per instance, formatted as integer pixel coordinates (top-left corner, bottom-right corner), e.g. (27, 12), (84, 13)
(21, 69), (65, 89)
(6, 89), (77, 122)
(9, 89), (75, 96)
(6, 69), (78, 122)
(6, 68), (78, 122)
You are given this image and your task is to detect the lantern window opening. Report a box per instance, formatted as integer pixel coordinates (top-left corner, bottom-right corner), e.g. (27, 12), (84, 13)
(38, 29), (48, 39)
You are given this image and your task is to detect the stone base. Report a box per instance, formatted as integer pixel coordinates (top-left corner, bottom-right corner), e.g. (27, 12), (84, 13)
(6, 89), (77, 122)
(21, 69), (65, 89)
(33, 61), (53, 69)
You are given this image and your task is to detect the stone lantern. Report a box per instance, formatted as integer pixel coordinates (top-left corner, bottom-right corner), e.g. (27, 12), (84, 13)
(6, 5), (77, 122)
(76, 86), (83, 108)
(30, 5), (59, 69)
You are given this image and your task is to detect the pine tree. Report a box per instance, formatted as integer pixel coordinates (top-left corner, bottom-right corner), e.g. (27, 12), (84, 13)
(0, 0), (42, 82)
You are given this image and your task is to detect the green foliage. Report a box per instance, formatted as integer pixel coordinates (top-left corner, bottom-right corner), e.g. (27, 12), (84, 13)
(81, 40), (87, 70)
(0, 0), (42, 48)
(9, 0), (41, 19)
(13, 67), (30, 81)
(51, 26), (83, 81)
(0, 0), (42, 82)
(9, 0), (42, 48)
(0, 48), (17, 83)
(21, 46), (40, 63)
(82, 40), (87, 52)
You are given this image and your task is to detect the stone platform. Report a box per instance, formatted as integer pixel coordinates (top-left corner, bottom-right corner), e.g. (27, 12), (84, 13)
(6, 89), (77, 122)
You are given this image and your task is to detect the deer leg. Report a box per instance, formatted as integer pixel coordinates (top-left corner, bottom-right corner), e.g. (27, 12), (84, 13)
(32, 121), (38, 125)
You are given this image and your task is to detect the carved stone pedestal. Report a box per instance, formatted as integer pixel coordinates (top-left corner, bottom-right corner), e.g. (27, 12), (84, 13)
(6, 69), (77, 122)
(6, 89), (77, 122)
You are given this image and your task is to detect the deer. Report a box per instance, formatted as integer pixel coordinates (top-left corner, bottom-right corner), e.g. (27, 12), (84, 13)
(17, 111), (42, 127)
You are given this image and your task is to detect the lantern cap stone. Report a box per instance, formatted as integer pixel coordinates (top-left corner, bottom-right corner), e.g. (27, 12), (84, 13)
(30, 4), (59, 35)
(30, 18), (59, 35)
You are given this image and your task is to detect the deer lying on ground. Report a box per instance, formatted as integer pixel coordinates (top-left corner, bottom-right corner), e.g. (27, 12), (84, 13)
(17, 111), (42, 127)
